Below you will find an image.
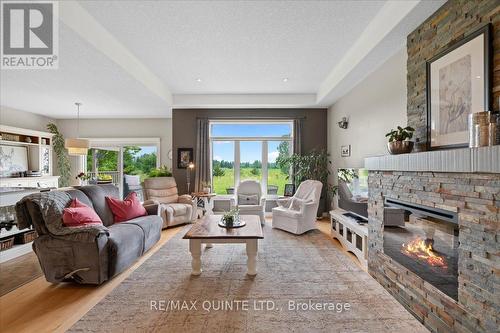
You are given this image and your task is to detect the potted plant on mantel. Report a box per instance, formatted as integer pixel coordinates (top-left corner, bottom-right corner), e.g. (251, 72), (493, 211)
(385, 126), (415, 155)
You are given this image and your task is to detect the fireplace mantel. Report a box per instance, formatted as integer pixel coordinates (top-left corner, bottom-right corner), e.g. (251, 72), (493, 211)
(364, 146), (499, 173)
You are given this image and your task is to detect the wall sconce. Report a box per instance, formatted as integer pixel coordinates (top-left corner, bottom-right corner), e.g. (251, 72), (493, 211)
(338, 117), (349, 129)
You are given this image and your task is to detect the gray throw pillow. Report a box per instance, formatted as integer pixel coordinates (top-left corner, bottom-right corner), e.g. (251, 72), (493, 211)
(238, 194), (258, 205)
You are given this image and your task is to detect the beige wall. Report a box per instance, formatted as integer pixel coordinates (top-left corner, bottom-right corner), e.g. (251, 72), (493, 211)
(327, 48), (407, 171)
(56, 118), (173, 172)
(0, 106), (55, 131)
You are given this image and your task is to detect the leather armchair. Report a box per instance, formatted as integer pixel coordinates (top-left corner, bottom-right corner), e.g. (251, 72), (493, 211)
(143, 177), (197, 228)
(272, 180), (322, 234)
(235, 180), (265, 225)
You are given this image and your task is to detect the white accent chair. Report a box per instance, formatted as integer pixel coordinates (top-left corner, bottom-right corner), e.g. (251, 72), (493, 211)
(272, 180), (323, 234)
(235, 180), (265, 225)
(143, 177), (197, 228)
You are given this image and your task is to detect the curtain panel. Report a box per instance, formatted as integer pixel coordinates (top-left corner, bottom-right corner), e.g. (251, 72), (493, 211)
(194, 119), (210, 192)
(292, 118), (303, 185)
(293, 118), (302, 155)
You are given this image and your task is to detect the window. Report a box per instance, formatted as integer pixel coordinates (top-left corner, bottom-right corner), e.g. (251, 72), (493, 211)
(123, 146), (158, 182)
(210, 121), (293, 196)
(212, 141), (234, 194)
(267, 140), (291, 195)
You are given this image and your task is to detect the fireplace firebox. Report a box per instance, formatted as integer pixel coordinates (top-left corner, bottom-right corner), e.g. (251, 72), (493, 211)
(383, 200), (459, 300)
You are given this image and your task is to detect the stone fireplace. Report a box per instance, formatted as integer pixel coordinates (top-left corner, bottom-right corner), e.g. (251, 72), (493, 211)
(365, 147), (499, 333)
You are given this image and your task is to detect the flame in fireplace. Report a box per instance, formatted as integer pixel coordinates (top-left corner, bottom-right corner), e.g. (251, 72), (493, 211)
(401, 238), (447, 268)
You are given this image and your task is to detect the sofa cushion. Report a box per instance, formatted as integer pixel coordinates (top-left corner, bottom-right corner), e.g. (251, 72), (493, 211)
(121, 215), (162, 252)
(106, 192), (147, 223)
(107, 223), (144, 277)
(238, 194), (259, 205)
(62, 198), (103, 227)
(66, 189), (95, 209)
(78, 185), (119, 227)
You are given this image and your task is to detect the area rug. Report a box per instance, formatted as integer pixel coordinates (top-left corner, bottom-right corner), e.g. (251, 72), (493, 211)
(0, 252), (42, 296)
(70, 225), (428, 332)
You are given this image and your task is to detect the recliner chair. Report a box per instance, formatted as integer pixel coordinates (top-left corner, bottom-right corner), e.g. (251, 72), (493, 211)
(143, 177), (197, 228)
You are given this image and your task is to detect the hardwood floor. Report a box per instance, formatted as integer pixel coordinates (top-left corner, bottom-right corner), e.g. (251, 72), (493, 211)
(0, 218), (361, 333)
(0, 226), (182, 333)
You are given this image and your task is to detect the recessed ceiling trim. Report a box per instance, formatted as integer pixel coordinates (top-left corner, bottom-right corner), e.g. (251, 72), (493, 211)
(59, 0), (172, 105)
(316, 0), (420, 104)
(173, 94), (318, 109)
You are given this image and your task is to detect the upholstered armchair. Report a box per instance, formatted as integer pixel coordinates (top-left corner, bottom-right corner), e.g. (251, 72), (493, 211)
(272, 180), (322, 234)
(143, 177), (197, 228)
(235, 180), (265, 225)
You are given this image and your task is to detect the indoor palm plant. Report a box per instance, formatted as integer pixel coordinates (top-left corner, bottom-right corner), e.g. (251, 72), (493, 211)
(278, 149), (336, 217)
(385, 126), (415, 154)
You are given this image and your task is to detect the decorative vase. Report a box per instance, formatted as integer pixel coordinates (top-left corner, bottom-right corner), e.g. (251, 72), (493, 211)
(203, 187), (211, 194)
(387, 141), (414, 155)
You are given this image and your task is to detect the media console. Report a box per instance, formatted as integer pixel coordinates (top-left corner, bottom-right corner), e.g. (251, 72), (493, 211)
(330, 209), (368, 269)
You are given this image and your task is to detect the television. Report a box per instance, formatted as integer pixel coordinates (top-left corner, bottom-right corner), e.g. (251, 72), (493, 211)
(337, 168), (368, 218)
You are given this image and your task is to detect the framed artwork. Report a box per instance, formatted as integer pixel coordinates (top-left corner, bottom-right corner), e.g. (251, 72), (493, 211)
(0, 145), (28, 177)
(284, 183), (295, 197)
(177, 148), (193, 169)
(341, 145), (351, 157)
(426, 24), (491, 150)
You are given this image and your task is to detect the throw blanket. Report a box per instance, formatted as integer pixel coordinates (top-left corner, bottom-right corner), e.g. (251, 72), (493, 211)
(16, 191), (109, 243)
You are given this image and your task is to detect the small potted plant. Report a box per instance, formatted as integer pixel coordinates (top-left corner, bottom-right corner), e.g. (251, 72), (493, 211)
(221, 208), (239, 227)
(385, 126), (415, 155)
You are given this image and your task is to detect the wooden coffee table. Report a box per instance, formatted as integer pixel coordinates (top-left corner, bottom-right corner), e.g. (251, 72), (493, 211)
(183, 215), (263, 275)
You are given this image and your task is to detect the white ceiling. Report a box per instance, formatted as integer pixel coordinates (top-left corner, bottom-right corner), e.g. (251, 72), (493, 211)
(0, 0), (445, 119)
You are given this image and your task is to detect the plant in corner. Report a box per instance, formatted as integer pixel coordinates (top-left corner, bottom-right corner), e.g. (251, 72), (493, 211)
(47, 123), (71, 187)
(277, 149), (336, 217)
(385, 126), (415, 155)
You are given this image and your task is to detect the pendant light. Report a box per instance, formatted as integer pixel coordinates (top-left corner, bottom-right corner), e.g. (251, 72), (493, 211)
(65, 102), (89, 156)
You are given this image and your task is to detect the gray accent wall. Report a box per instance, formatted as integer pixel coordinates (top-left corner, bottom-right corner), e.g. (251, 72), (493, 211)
(172, 108), (328, 194)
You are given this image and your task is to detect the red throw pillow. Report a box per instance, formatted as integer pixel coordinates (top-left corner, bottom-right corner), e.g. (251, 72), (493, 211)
(105, 192), (147, 223)
(63, 198), (103, 227)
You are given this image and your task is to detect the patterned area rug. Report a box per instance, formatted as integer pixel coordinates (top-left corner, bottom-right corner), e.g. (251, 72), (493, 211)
(70, 225), (428, 332)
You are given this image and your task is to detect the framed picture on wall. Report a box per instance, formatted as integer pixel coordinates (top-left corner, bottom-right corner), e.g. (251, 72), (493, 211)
(426, 24), (491, 150)
(340, 145), (351, 157)
(177, 148), (193, 169)
(284, 184), (295, 197)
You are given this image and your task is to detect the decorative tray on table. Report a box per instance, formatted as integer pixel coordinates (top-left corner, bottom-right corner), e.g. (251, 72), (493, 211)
(218, 217), (246, 228)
